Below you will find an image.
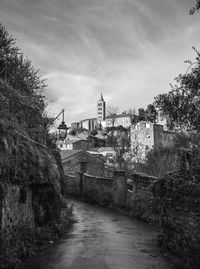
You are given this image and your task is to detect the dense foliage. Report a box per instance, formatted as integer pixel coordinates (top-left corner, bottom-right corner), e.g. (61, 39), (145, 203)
(154, 48), (200, 132)
(190, 0), (200, 14)
(152, 146), (200, 269)
(136, 132), (200, 177)
(0, 24), (50, 144)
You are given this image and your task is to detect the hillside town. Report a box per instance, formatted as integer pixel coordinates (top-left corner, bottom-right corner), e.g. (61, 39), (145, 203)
(57, 94), (174, 172)
(1, 1), (200, 269)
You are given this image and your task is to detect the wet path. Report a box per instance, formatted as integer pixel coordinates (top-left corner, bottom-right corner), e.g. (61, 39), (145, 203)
(17, 199), (169, 269)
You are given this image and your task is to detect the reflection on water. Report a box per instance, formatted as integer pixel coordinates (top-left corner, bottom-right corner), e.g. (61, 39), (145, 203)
(17, 198), (169, 269)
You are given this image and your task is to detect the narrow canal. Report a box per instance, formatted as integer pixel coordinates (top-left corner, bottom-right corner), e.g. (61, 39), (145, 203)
(18, 198), (170, 269)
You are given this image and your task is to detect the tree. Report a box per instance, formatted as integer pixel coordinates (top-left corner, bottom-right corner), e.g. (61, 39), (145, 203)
(138, 108), (146, 121)
(105, 127), (136, 170)
(126, 108), (138, 125)
(69, 129), (76, 136)
(146, 104), (157, 123)
(113, 132), (131, 170)
(126, 108), (136, 115)
(89, 129), (98, 136)
(154, 48), (200, 132)
(190, 0), (200, 14)
(0, 23), (50, 144)
(106, 134), (117, 147)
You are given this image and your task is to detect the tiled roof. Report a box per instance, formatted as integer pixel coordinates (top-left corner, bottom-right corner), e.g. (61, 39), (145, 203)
(60, 150), (104, 163)
(60, 150), (83, 160)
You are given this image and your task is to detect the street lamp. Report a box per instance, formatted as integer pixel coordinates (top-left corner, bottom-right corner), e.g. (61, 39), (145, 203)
(57, 110), (68, 141)
(46, 109), (68, 141)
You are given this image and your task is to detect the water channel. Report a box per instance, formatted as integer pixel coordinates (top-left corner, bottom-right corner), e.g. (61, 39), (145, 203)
(17, 198), (170, 269)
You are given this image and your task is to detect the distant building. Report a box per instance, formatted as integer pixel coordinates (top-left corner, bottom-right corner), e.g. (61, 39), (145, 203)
(57, 133), (89, 151)
(130, 121), (174, 156)
(88, 135), (106, 149)
(57, 133), (106, 151)
(65, 139), (89, 150)
(70, 94), (134, 131)
(80, 118), (97, 131)
(97, 93), (106, 122)
(71, 122), (82, 130)
(105, 113), (132, 128)
(57, 140), (68, 150)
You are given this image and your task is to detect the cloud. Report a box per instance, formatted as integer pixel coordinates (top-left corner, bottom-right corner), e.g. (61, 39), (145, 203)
(44, 71), (100, 123)
(0, 0), (200, 124)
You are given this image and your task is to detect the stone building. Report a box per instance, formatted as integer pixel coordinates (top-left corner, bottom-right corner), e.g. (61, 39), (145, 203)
(61, 150), (105, 176)
(80, 118), (97, 131)
(105, 113), (132, 128)
(130, 121), (174, 154)
(88, 135), (106, 149)
(65, 139), (89, 150)
(71, 121), (82, 130)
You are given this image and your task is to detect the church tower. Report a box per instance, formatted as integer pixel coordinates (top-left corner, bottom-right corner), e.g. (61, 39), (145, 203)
(97, 93), (106, 122)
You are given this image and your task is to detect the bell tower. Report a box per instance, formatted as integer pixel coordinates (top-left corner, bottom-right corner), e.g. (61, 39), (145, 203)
(97, 93), (106, 122)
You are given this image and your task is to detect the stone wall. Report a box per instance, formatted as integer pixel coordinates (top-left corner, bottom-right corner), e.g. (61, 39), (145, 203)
(64, 169), (161, 220)
(64, 170), (128, 206)
(126, 173), (159, 222)
(82, 173), (113, 204)
(1, 185), (34, 229)
(64, 170), (159, 214)
(0, 135), (64, 231)
(0, 182), (63, 230)
(64, 174), (81, 196)
(64, 170), (157, 212)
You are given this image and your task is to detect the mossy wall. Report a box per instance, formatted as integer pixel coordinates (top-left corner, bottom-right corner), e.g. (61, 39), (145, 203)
(0, 132), (64, 228)
(1, 185), (34, 229)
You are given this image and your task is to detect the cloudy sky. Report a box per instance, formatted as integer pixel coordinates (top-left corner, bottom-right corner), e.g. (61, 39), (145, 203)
(0, 0), (200, 124)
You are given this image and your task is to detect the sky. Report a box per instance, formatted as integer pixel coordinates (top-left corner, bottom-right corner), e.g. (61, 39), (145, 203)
(0, 0), (200, 124)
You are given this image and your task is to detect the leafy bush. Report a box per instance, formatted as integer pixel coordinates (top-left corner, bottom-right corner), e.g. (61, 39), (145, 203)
(136, 146), (180, 177)
(136, 132), (200, 177)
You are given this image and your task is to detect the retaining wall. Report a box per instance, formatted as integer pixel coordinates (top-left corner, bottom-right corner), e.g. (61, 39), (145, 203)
(64, 174), (81, 196)
(64, 170), (157, 212)
(83, 173), (113, 204)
